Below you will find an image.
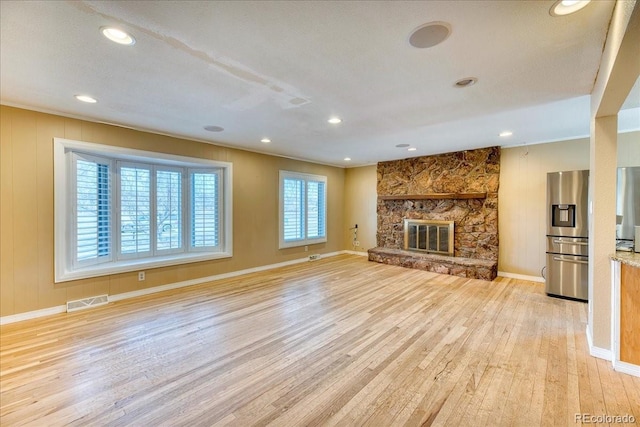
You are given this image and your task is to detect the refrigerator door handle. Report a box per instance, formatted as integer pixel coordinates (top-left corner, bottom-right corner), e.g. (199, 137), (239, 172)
(552, 256), (589, 265)
(552, 239), (588, 246)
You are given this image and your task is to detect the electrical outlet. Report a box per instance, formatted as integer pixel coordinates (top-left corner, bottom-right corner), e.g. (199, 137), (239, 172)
(355, 241), (360, 247)
(138, 271), (145, 281)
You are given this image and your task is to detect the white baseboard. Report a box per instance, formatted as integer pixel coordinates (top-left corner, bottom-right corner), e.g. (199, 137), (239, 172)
(0, 251), (349, 325)
(586, 325), (612, 361)
(613, 360), (640, 377)
(0, 305), (66, 326)
(110, 250), (344, 303)
(589, 346), (613, 361)
(343, 250), (368, 257)
(497, 271), (545, 283)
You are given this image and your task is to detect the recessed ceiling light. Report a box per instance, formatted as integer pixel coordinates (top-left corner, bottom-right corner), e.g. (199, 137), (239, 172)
(328, 117), (342, 124)
(408, 21), (451, 49)
(407, 147), (417, 152)
(203, 125), (224, 132)
(101, 27), (136, 45)
(344, 157), (351, 161)
(499, 131), (513, 137)
(454, 77), (477, 88)
(75, 95), (97, 103)
(395, 143), (410, 148)
(549, 0), (591, 16)
(261, 138), (271, 143)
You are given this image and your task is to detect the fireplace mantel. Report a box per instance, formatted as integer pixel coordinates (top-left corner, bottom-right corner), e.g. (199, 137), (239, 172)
(378, 192), (487, 201)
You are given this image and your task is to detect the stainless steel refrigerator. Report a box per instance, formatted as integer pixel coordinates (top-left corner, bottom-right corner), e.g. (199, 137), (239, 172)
(616, 166), (640, 252)
(545, 170), (589, 301)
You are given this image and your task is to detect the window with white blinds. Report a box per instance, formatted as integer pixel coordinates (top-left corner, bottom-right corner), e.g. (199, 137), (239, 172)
(279, 171), (327, 248)
(156, 168), (183, 253)
(191, 171), (220, 249)
(119, 164), (151, 257)
(54, 138), (232, 283)
(74, 156), (112, 266)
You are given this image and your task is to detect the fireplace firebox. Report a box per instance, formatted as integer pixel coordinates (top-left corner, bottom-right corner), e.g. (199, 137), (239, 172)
(404, 219), (454, 256)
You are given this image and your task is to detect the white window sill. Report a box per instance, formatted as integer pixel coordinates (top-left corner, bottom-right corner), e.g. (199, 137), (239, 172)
(279, 238), (327, 249)
(55, 251), (232, 283)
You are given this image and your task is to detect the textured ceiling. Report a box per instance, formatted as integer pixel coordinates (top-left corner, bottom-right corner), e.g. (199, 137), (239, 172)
(1, 0), (636, 167)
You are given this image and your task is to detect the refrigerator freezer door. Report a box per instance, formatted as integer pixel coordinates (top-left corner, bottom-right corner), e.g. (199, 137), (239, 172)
(545, 253), (588, 301)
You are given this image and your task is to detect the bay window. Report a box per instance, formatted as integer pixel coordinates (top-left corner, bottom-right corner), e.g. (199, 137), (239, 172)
(54, 138), (232, 282)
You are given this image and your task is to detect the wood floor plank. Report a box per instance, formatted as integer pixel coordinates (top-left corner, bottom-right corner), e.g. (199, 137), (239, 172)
(1, 254), (638, 426)
(622, 374), (640, 421)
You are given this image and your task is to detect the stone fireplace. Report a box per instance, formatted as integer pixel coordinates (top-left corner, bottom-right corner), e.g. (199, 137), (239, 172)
(368, 147), (499, 280)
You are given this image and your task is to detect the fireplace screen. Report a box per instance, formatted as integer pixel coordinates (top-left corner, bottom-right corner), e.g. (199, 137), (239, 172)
(404, 219), (454, 256)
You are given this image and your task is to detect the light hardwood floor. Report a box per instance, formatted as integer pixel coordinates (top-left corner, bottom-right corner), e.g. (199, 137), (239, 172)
(1, 254), (639, 426)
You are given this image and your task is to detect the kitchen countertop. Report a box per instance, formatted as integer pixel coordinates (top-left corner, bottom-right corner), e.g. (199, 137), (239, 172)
(611, 251), (640, 268)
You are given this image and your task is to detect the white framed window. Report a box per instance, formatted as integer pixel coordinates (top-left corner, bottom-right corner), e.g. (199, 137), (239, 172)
(279, 170), (327, 248)
(54, 138), (233, 282)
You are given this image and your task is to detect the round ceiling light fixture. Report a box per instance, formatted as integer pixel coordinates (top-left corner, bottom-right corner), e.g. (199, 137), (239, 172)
(261, 138), (271, 143)
(454, 77), (477, 88)
(328, 117), (342, 124)
(344, 157), (351, 161)
(75, 95), (97, 103)
(549, 0), (591, 16)
(499, 131), (513, 137)
(101, 27), (136, 45)
(408, 21), (451, 48)
(203, 125), (224, 132)
(407, 147), (417, 152)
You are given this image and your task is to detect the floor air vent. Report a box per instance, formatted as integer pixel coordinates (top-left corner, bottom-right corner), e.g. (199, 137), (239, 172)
(66, 295), (109, 313)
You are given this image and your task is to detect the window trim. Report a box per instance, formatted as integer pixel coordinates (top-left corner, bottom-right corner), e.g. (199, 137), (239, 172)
(54, 137), (233, 283)
(278, 170), (327, 249)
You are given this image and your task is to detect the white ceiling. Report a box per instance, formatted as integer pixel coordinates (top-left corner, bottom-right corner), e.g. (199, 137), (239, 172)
(1, 0), (637, 167)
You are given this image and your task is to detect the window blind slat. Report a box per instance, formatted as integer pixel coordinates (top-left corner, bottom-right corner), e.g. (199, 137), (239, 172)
(283, 178), (304, 241)
(157, 170), (183, 251)
(76, 160), (111, 263)
(120, 166), (151, 255)
(191, 172), (219, 248)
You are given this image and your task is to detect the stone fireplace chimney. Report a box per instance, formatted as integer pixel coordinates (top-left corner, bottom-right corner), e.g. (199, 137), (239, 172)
(369, 147), (500, 280)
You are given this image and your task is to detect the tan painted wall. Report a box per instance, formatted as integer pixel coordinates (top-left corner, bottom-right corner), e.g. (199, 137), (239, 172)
(0, 106), (345, 317)
(339, 133), (639, 278)
(343, 165), (377, 253)
(588, 0), (639, 352)
(1, 110), (636, 319)
(498, 132), (639, 277)
(617, 131), (640, 167)
(498, 138), (589, 277)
